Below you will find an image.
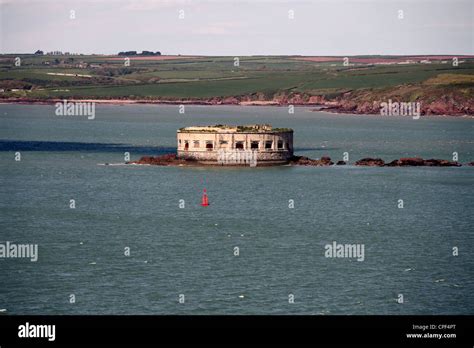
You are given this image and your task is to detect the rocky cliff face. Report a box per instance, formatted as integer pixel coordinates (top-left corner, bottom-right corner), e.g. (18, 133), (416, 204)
(218, 81), (474, 116)
(4, 83), (473, 116)
(237, 87), (474, 116)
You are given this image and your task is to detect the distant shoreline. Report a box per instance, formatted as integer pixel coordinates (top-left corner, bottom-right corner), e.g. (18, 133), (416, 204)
(1, 98), (473, 118)
(1, 54), (472, 117)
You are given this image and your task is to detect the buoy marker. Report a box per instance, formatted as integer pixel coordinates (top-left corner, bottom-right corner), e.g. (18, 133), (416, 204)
(201, 189), (209, 207)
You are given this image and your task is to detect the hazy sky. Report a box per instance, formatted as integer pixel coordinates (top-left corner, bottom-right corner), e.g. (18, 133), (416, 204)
(1, 0), (473, 55)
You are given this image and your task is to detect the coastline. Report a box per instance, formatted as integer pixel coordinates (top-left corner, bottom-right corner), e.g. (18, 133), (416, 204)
(1, 98), (472, 117)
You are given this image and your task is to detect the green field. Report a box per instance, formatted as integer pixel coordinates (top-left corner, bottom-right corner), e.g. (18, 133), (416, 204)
(1, 55), (473, 103)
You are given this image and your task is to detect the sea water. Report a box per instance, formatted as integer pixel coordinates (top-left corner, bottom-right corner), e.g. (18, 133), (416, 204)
(0, 104), (473, 314)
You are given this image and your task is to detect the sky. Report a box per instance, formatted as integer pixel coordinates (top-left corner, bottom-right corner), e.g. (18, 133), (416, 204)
(1, 0), (473, 55)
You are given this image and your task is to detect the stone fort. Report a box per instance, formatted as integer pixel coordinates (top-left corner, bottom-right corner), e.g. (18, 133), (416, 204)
(177, 124), (293, 165)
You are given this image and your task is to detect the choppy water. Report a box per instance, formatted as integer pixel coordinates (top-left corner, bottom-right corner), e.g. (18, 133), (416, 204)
(0, 104), (473, 314)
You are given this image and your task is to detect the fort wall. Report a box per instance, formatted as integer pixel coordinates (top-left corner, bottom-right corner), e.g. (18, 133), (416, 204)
(176, 125), (293, 165)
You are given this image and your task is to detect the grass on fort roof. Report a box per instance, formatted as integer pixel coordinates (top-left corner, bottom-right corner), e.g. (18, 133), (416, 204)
(179, 125), (293, 132)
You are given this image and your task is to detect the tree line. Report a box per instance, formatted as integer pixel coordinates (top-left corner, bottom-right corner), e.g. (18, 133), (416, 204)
(118, 51), (161, 56)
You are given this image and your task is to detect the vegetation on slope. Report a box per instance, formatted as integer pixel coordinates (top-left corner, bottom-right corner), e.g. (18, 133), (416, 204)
(0, 54), (473, 114)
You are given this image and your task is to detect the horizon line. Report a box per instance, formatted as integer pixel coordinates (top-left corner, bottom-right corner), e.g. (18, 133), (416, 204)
(1, 53), (474, 57)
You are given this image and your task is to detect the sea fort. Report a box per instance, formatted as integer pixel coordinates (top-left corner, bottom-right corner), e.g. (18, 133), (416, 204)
(177, 124), (294, 165)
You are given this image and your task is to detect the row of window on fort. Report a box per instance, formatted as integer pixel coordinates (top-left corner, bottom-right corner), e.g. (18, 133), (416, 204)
(178, 138), (291, 151)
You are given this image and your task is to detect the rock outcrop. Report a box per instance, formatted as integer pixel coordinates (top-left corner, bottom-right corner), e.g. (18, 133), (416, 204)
(386, 157), (461, 167)
(128, 154), (467, 167)
(289, 156), (334, 166)
(355, 158), (385, 166)
(386, 157), (425, 166)
(129, 154), (191, 166)
(355, 157), (462, 167)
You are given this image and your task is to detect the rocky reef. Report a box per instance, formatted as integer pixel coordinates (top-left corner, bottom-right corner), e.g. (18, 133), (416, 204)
(355, 157), (462, 167)
(386, 158), (462, 167)
(129, 154), (469, 167)
(354, 158), (386, 166)
(128, 154), (191, 166)
(288, 156), (334, 166)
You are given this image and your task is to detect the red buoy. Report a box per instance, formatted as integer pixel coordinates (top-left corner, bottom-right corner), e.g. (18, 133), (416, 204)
(201, 189), (209, 206)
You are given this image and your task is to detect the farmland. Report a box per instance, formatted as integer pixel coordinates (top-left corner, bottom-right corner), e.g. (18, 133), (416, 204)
(0, 54), (473, 115)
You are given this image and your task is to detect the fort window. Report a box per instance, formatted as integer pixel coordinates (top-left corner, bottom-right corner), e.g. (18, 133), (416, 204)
(235, 141), (244, 150)
(193, 140), (200, 148)
(206, 141), (213, 151)
(184, 141), (189, 151)
(265, 141), (273, 149)
(219, 140), (228, 145)
(251, 141), (259, 150)
(277, 140), (283, 149)
(286, 142), (290, 150)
